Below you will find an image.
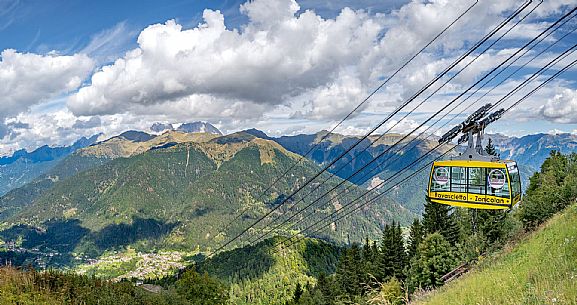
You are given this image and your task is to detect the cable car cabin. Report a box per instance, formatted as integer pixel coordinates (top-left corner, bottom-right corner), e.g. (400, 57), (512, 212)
(429, 104), (522, 209)
(427, 160), (522, 209)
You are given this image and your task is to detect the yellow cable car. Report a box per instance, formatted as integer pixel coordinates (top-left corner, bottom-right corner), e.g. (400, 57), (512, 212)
(427, 159), (522, 209)
(427, 124), (522, 210)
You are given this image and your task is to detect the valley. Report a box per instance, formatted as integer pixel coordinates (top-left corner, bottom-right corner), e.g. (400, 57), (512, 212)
(1, 1), (576, 304)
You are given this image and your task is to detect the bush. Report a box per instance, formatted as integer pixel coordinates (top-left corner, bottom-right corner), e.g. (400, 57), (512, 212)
(367, 277), (404, 305)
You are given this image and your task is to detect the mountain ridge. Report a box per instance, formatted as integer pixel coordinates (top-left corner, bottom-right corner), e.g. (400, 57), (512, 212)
(0, 134), (414, 267)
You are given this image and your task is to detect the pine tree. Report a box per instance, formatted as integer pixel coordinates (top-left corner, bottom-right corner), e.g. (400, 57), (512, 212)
(361, 237), (375, 288)
(393, 223), (408, 279)
(407, 218), (424, 260)
(316, 272), (334, 303)
(422, 199), (460, 245)
(475, 209), (507, 245)
(485, 138), (499, 157)
(483, 138), (506, 241)
(379, 222), (408, 282)
(335, 245), (363, 297)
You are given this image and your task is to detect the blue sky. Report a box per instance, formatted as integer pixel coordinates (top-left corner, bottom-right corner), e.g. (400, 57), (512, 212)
(0, 0), (576, 154)
(0, 0), (407, 55)
(1, 0), (241, 55)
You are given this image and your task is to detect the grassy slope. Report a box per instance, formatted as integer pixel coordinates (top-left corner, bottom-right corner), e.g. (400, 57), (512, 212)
(415, 204), (577, 305)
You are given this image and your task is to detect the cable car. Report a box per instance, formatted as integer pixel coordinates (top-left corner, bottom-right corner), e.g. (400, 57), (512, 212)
(427, 159), (522, 209)
(426, 108), (522, 209)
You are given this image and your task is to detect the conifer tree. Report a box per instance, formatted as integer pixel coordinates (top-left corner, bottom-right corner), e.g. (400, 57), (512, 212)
(361, 237), (375, 288)
(475, 209), (507, 244)
(463, 138), (505, 245)
(379, 221), (408, 282)
(293, 282), (303, 302)
(336, 245), (363, 297)
(316, 272), (334, 303)
(407, 218), (424, 259)
(422, 199), (460, 245)
(485, 138), (499, 157)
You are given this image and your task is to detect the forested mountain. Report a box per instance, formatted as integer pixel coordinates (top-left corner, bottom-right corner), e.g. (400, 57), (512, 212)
(194, 237), (341, 305)
(78, 130), (219, 158)
(244, 129), (453, 214)
(244, 129), (577, 214)
(0, 135), (100, 196)
(256, 130), (449, 186)
(0, 131), (413, 268)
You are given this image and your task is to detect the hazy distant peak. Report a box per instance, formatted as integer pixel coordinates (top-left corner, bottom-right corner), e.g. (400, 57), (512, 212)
(150, 122), (174, 133)
(177, 122), (222, 135)
(149, 121), (222, 135)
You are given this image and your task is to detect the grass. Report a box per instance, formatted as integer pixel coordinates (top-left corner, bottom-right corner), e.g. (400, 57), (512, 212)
(414, 204), (577, 305)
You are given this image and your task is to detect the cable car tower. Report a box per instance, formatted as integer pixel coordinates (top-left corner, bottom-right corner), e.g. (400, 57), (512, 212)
(427, 104), (522, 210)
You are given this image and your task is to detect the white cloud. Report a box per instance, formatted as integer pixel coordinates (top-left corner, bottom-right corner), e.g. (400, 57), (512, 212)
(540, 88), (577, 123)
(0, 49), (94, 137)
(68, 3), (384, 118)
(70, 0), (528, 123)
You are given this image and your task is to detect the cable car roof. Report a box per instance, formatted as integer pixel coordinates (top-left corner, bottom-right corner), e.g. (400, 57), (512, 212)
(433, 159), (516, 168)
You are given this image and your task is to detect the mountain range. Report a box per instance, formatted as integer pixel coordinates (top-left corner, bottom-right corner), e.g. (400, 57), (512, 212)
(0, 135), (100, 196)
(150, 121), (223, 135)
(0, 129), (412, 268)
(1, 123), (576, 269)
(0, 122), (224, 197)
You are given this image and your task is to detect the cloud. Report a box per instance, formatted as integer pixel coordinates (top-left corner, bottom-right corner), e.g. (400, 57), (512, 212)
(72, 116), (102, 129)
(0, 49), (94, 138)
(2, 0), (576, 153)
(70, 0), (527, 122)
(68, 3), (383, 118)
(540, 88), (577, 123)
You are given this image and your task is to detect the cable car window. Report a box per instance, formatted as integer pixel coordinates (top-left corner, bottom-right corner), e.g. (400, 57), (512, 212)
(509, 170), (521, 198)
(506, 161), (521, 199)
(431, 166), (450, 192)
(488, 168), (510, 198)
(450, 167), (467, 193)
(468, 167), (486, 195)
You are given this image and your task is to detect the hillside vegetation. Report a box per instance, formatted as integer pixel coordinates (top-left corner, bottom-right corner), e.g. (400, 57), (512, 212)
(194, 238), (340, 305)
(414, 203), (577, 305)
(0, 265), (228, 304)
(287, 150), (577, 305)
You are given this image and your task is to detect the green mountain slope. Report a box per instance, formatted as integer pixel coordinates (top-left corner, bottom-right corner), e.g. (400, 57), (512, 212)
(249, 129), (454, 214)
(0, 133), (413, 266)
(0, 154), (110, 221)
(195, 237), (340, 305)
(414, 203), (577, 305)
